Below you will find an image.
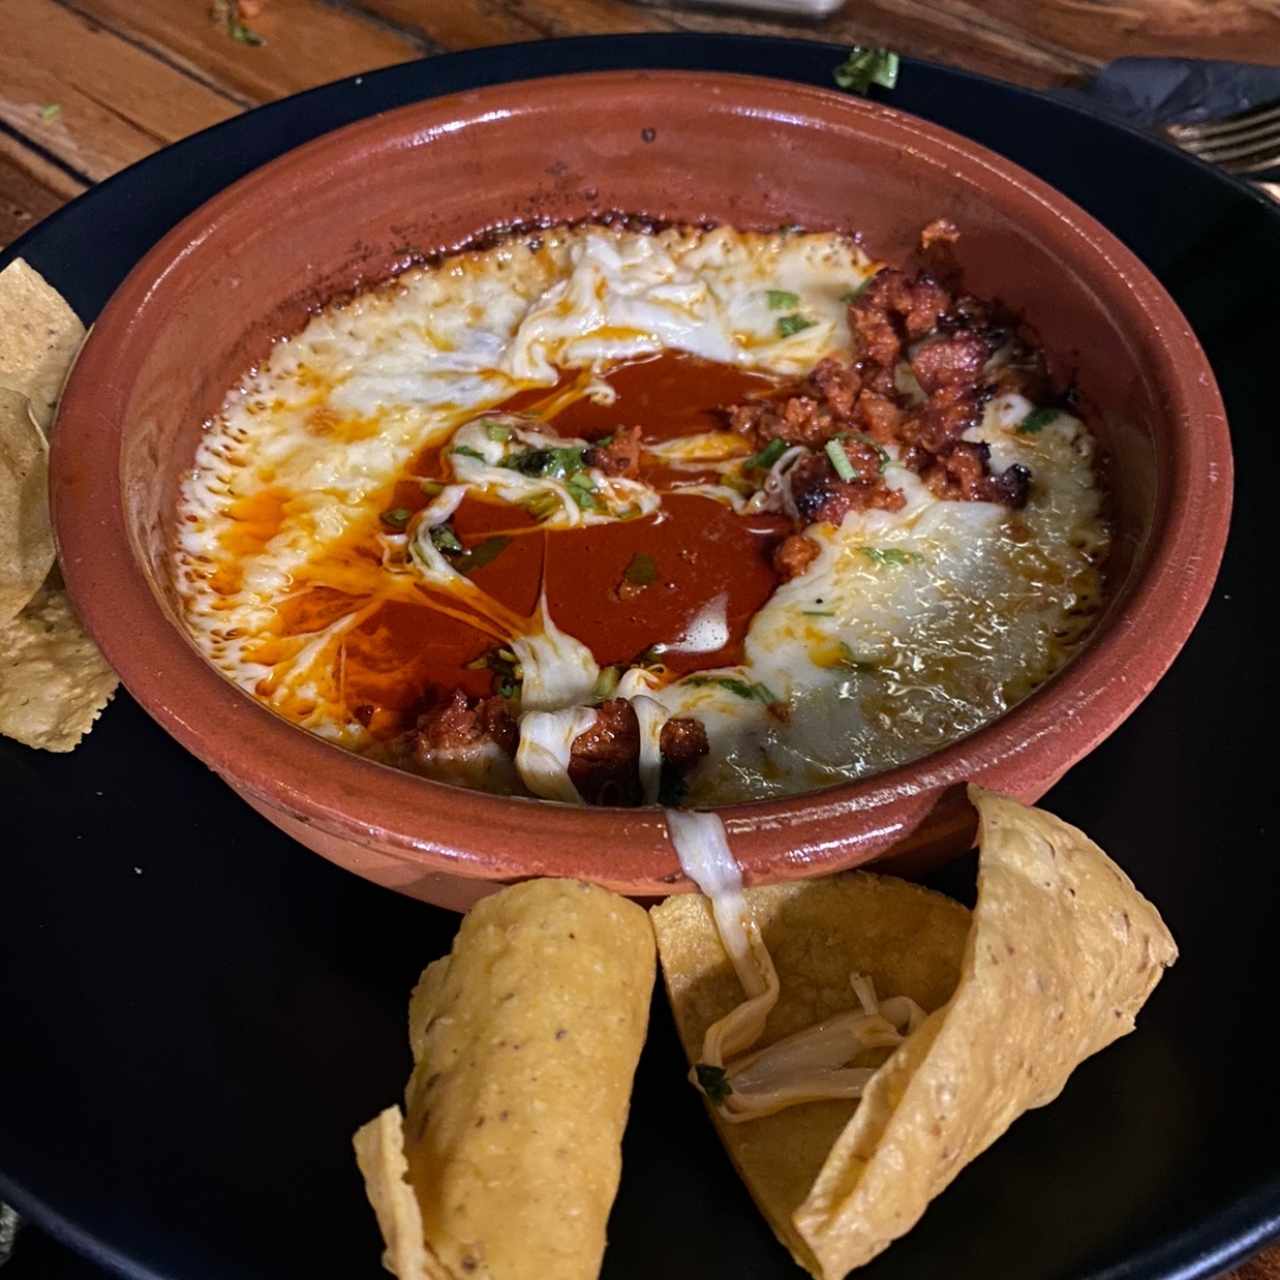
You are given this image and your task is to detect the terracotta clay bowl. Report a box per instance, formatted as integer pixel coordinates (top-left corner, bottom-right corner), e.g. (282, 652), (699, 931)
(51, 71), (1231, 910)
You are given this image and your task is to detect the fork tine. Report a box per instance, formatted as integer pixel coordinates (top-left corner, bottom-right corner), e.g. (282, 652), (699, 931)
(1177, 119), (1280, 171)
(1168, 101), (1280, 143)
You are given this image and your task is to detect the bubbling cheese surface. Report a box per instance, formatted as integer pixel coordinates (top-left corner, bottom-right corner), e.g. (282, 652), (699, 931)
(175, 224), (1107, 805)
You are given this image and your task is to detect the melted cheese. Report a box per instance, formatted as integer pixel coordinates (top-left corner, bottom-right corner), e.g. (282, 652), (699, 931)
(175, 223), (1106, 805)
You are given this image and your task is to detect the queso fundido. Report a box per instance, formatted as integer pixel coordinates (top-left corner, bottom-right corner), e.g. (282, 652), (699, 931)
(175, 221), (1107, 807)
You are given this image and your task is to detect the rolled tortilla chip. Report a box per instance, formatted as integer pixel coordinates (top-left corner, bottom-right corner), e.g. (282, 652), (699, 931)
(652, 873), (970, 1275)
(654, 787), (1177, 1279)
(354, 879), (655, 1280)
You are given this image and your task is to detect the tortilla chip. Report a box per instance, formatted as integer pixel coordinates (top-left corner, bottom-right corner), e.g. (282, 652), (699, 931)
(353, 1107), (444, 1280)
(794, 787), (1176, 1275)
(1, 388), (54, 624)
(652, 874), (971, 1275)
(0, 578), (118, 750)
(355, 879), (656, 1280)
(654, 788), (1177, 1278)
(0, 259), (85, 431)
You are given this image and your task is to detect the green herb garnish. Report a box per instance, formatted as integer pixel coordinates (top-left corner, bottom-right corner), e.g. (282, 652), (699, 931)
(592, 666), (621, 700)
(802, 609), (835, 617)
(419, 479), (444, 497)
(39, 103), (61, 122)
(379, 507), (411, 531)
(509, 445), (587, 480)
(833, 46), (899, 95)
(566, 473), (598, 512)
(483, 420), (513, 443)
(766, 289), (800, 311)
(856, 546), (923, 567)
(430, 523), (463, 553)
(744, 437), (787, 472)
(452, 444), (486, 461)
(840, 275), (877, 303)
(684, 675), (778, 705)
(1016, 406), (1058, 435)
(521, 491), (561, 521)
(229, 19), (265, 45)
(623, 553), (658, 587)
(848, 432), (890, 470)
(825, 438), (858, 482)
(777, 313), (816, 339)
(695, 1063), (733, 1105)
(458, 535), (511, 575)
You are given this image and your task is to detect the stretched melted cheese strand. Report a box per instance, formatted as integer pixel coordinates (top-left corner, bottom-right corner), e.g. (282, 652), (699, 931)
(665, 809), (781, 1069)
(513, 594), (600, 711)
(664, 809), (925, 1122)
(516, 706), (598, 803)
(632, 695), (668, 806)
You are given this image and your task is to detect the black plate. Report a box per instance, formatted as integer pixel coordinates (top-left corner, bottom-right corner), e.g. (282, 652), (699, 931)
(3, 34), (1278, 1280)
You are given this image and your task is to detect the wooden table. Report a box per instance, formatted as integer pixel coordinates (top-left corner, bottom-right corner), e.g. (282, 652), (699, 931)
(2, 3), (1277, 1277)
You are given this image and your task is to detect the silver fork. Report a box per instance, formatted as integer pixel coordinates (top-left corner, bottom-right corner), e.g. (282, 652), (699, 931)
(1165, 101), (1280, 200)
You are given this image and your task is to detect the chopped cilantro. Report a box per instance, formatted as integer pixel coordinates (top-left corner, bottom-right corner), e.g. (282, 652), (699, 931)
(483, 420), (513, 443)
(848, 432), (890, 470)
(592, 666), (621, 700)
(856, 545), (923, 567)
(766, 289), (800, 310)
(229, 19), (265, 45)
(379, 507), (411, 531)
(430, 523), (463, 554)
(744, 437), (787, 472)
(452, 444), (486, 461)
(833, 46), (900, 95)
(39, 103), (61, 122)
(684, 675), (778, 705)
(509, 445), (587, 480)
(458, 536), (510, 575)
(623, 553), (658, 587)
(777, 313), (816, 339)
(1017, 406), (1058, 435)
(566, 473), (598, 511)
(825, 438), (858, 482)
(840, 274), (878, 303)
(522, 491), (561, 521)
(695, 1063), (733, 1105)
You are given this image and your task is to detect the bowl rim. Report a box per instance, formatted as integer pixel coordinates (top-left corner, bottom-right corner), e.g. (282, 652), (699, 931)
(49, 68), (1233, 894)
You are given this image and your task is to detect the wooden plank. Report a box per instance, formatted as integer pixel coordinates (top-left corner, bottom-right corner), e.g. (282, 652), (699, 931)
(493, 0), (677, 39)
(0, 132), (86, 251)
(647, 1), (1095, 88)
(0, 0), (242, 182)
(979, 0), (1280, 65)
(356, 0), (544, 48)
(59, 0), (429, 106)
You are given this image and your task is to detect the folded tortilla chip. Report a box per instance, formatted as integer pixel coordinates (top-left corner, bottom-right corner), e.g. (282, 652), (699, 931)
(355, 879), (656, 1280)
(654, 786), (1177, 1279)
(0, 259), (116, 748)
(0, 576), (118, 750)
(652, 871), (970, 1275)
(0, 258), (85, 431)
(1, 388), (54, 625)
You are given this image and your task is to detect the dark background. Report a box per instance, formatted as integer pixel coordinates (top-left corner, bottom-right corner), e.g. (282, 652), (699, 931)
(3, 35), (1278, 1280)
